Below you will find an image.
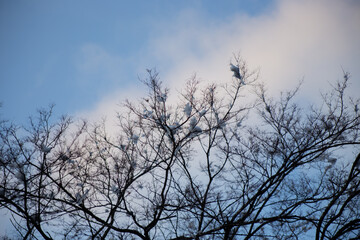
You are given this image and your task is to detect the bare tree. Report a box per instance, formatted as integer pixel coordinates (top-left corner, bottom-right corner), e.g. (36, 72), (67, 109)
(0, 59), (359, 240)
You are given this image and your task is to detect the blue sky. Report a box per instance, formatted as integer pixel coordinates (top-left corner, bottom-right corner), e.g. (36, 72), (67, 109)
(1, 0), (359, 125)
(0, 0), (274, 123)
(0, 0), (360, 235)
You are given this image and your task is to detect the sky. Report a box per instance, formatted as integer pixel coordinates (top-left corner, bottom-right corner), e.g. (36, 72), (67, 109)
(1, 0), (358, 125)
(0, 0), (275, 123)
(0, 0), (360, 236)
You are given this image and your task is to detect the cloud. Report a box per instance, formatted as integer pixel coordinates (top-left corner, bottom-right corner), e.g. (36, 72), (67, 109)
(78, 0), (360, 124)
(149, 0), (359, 96)
(75, 85), (146, 126)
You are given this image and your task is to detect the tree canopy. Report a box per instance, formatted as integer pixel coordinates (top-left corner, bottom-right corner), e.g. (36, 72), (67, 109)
(1, 59), (359, 240)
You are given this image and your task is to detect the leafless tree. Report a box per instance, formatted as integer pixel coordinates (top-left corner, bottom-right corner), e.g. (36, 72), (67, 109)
(1, 59), (359, 239)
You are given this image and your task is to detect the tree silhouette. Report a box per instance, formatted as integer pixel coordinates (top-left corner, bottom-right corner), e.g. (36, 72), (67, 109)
(1, 59), (359, 239)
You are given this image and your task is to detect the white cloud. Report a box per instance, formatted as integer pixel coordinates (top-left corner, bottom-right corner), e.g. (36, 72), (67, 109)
(79, 0), (360, 123)
(75, 85), (146, 130)
(152, 0), (359, 96)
